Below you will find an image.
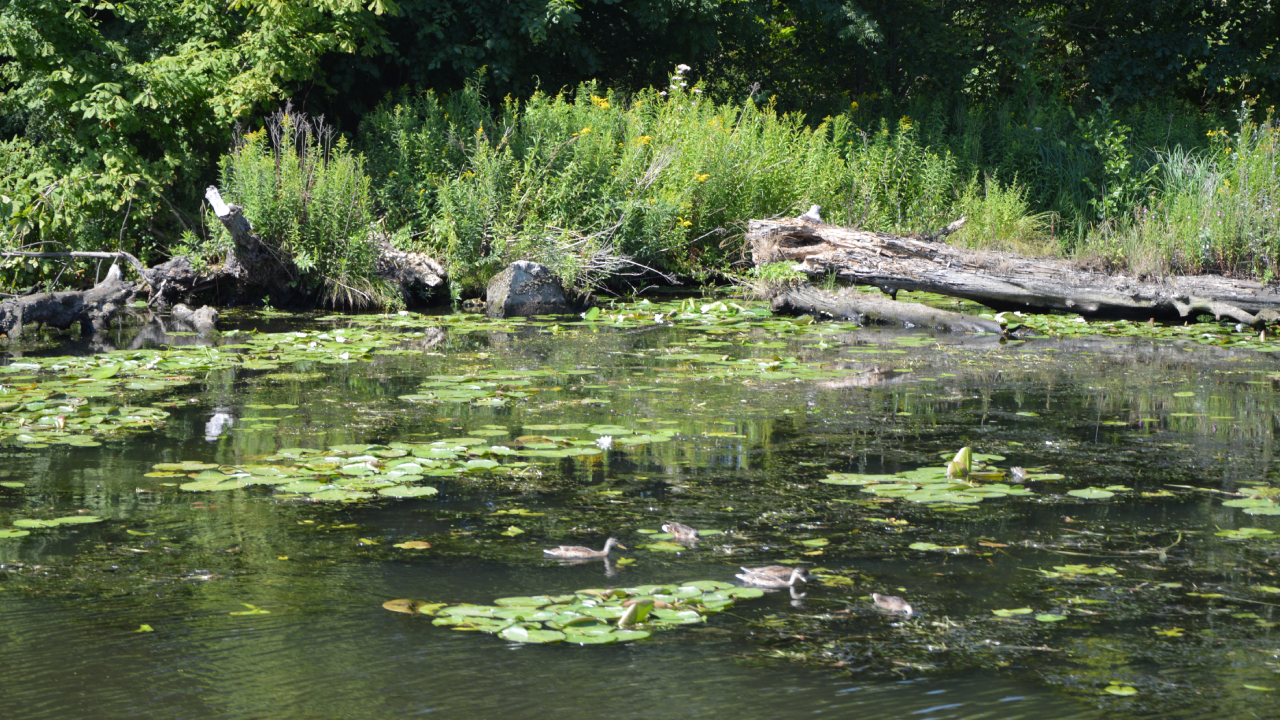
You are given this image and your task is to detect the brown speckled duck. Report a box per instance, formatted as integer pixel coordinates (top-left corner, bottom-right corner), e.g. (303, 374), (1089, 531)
(871, 593), (914, 616)
(736, 565), (808, 588)
(542, 537), (625, 559)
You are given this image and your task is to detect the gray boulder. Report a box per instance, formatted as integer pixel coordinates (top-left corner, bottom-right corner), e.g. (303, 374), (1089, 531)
(486, 261), (575, 318)
(171, 303), (219, 334)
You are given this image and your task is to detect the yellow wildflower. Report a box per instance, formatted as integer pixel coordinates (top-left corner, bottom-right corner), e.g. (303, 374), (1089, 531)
(899, 116), (913, 128)
(693, 173), (710, 182)
(581, 126), (591, 135)
(850, 101), (859, 112)
(635, 135), (652, 145)
(591, 95), (610, 109)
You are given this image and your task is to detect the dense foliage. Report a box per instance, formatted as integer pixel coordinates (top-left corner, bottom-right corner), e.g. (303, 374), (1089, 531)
(2, 0), (1279, 298)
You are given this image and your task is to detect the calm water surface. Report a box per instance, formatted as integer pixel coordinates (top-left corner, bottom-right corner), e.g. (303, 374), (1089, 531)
(2, 306), (1278, 719)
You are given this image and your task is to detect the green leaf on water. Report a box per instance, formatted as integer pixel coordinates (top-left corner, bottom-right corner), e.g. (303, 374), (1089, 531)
(1216, 528), (1275, 539)
(499, 626), (565, 644)
(1068, 487), (1116, 499)
(501, 525), (525, 536)
(0, 529), (31, 538)
(1103, 685), (1138, 696)
(377, 485), (439, 498)
(47, 515), (103, 525)
(992, 607), (1034, 617)
(136, 624), (154, 632)
(229, 603), (271, 615)
(1035, 613), (1067, 622)
(12, 519), (52, 528)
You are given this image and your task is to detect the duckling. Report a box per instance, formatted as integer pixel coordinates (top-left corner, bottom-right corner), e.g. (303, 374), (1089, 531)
(661, 521), (700, 542)
(542, 537), (625, 559)
(871, 593), (914, 616)
(736, 566), (808, 588)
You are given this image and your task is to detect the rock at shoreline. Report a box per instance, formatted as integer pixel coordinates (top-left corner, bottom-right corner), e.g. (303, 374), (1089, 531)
(485, 261), (575, 318)
(172, 304), (219, 333)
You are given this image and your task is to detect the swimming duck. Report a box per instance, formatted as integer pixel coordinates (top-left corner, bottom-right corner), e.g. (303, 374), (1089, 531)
(871, 593), (914, 616)
(661, 521), (700, 542)
(736, 565), (808, 587)
(542, 537), (625, 558)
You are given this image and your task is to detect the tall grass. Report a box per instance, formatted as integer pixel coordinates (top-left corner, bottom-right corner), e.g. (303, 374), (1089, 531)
(358, 76), (1275, 294)
(211, 108), (395, 308)
(360, 78), (1004, 296)
(1080, 107), (1280, 279)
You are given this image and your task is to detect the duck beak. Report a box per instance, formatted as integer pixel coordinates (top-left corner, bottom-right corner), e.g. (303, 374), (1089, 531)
(616, 543), (627, 550)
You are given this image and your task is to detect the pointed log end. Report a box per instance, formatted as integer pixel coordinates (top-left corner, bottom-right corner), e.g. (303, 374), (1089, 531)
(205, 186), (231, 218)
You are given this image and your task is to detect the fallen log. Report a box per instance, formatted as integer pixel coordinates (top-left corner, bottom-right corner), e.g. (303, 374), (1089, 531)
(769, 281), (1003, 334)
(749, 212), (1280, 325)
(0, 264), (135, 338)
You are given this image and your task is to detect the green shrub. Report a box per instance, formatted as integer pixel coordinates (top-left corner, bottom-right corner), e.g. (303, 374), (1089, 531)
(211, 109), (395, 309)
(1080, 105), (1280, 279)
(360, 75), (995, 296)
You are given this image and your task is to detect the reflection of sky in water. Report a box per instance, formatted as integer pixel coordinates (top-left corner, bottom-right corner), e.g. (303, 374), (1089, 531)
(204, 411), (234, 441)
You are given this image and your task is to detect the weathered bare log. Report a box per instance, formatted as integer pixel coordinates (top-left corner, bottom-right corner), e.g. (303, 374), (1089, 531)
(749, 215), (1280, 324)
(0, 264), (135, 338)
(769, 282), (1003, 333)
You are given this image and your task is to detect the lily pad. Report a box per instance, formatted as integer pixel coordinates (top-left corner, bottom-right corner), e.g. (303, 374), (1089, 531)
(1068, 487), (1116, 499)
(499, 626), (566, 644)
(377, 485), (439, 498)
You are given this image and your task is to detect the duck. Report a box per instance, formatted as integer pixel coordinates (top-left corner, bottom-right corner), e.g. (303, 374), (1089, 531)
(542, 537), (625, 559)
(871, 593), (914, 616)
(661, 521), (700, 542)
(736, 565), (808, 588)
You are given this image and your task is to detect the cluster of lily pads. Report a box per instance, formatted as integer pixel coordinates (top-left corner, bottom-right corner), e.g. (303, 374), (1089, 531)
(155, 426), (675, 502)
(383, 580), (765, 645)
(0, 514), (103, 539)
(820, 449), (1045, 508)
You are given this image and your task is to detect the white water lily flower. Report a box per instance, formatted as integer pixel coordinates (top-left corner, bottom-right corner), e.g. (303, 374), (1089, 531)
(398, 310), (409, 316)
(596, 436), (614, 450)
(654, 313), (664, 323)
(339, 351), (350, 360)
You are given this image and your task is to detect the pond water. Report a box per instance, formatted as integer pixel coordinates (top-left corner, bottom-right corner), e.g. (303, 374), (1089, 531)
(1, 297), (1278, 719)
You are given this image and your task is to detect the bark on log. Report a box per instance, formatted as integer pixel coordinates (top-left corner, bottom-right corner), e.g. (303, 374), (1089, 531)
(769, 282), (1003, 334)
(0, 264), (135, 338)
(749, 215), (1280, 325)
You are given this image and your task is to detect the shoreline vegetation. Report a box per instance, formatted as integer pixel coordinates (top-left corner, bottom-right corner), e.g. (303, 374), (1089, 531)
(2, 2), (1278, 310)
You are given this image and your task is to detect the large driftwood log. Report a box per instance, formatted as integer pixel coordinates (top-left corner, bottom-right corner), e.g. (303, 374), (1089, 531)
(749, 215), (1280, 324)
(769, 282), (1003, 333)
(0, 264), (135, 338)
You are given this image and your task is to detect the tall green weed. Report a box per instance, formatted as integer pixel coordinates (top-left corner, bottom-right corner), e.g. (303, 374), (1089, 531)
(360, 78), (993, 295)
(1084, 106), (1280, 278)
(208, 109), (393, 308)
